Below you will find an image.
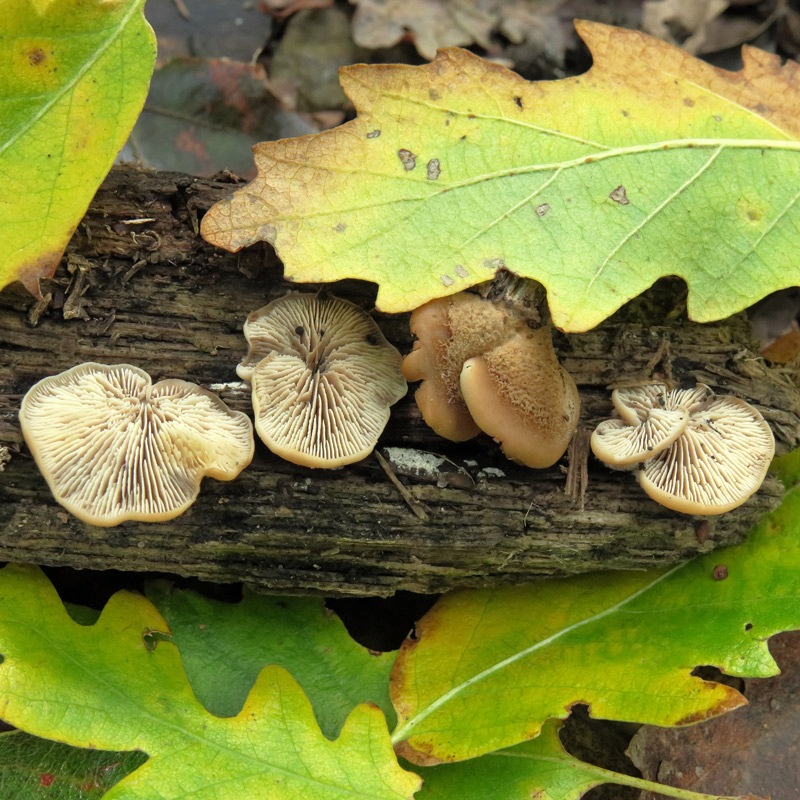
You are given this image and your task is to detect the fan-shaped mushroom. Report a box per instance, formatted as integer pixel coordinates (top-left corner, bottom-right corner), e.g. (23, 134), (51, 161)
(591, 408), (689, 467)
(19, 363), (254, 526)
(638, 395), (775, 515)
(243, 293), (407, 468)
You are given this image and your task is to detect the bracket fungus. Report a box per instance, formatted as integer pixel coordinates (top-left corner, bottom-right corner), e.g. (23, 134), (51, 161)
(19, 363), (254, 526)
(592, 383), (775, 514)
(239, 293), (407, 468)
(402, 274), (580, 468)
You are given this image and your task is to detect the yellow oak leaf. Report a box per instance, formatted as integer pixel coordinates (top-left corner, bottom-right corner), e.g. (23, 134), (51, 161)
(201, 21), (800, 332)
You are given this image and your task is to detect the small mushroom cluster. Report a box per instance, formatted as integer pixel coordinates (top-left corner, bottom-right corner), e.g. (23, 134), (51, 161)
(238, 292), (407, 468)
(591, 383), (775, 515)
(18, 293), (407, 526)
(402, 280), (579, 468)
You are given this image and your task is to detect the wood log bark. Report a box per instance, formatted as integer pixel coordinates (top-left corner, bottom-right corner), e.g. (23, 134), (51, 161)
(0, 165), (797, 596)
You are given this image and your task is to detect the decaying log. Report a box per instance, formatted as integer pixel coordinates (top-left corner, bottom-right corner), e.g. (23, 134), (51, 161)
(0, 165), (797, 596)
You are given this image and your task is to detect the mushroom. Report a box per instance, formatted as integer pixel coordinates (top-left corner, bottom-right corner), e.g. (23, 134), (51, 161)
(613, 383), (713, 424)
(637, 395), (775, 515)
(403, 275), (580, 467)
(401, 292), (519, 441)
(459, 328), (581, 468)
(19, 363), (254, 526)
(590, 408), (689, 468)
(243, 293), (407, 468)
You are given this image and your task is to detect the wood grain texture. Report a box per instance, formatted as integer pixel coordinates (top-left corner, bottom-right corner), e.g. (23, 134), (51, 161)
(0, 165), (795, 596)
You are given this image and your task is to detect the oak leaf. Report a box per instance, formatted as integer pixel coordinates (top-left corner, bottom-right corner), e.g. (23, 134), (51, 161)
(0, 0), (155, 296)
(0, 565), (420, 800)
(201, 21), (800, 332)
(389, 485), (800, 764)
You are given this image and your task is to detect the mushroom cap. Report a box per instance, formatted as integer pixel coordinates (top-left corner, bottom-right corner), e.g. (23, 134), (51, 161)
(591, 407), (689, 467)
(612, 383), (713, 425)
(19, 363), (254, 526)
(247, 293), (407, 468)
(638, 395), (775, 515)
(459, 328), (580, 468)
(402, 293), (523, 442)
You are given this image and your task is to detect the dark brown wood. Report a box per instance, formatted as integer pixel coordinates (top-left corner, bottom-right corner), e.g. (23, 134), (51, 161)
(0, 165), (796, 596)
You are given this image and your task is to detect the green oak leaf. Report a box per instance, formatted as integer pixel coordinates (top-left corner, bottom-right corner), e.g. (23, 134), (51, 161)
(0, 565), (420, 800)
(201, 21), (800, 332)
(0, 0), (156, 295)
(0, 730), (145, 800)
(146, 581), (396, 737)
(414, 719), (749, 800)
(390, 487), (800, 764)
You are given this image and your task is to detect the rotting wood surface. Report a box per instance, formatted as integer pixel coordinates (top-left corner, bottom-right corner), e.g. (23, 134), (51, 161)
(0, 165), (796, 596)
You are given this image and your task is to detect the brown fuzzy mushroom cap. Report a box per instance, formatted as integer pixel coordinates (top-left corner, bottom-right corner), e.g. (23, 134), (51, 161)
(638, 395), (775, 515)
(19, 363), (254, 526)
(247, 293), (406, 468)
(459, 328), (581, 468)
(591, 408), (689, 467)
(402, 293), (523, 441)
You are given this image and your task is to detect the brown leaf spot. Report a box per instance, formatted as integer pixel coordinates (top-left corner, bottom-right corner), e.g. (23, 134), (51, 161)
(609, 185), (629, 205)
(28, 47), (47, 66)
(398, 149), (417, 171)
(535, 203), (551, 217)
(366, 129), (381, 139)
(429, 89), (441, 101)
(683, 97), (695, 107)
(513, 96), (523, 109)
(334, 222), (346, 233)
(426, 158), (441, 180)
(713, 564), (728, 581)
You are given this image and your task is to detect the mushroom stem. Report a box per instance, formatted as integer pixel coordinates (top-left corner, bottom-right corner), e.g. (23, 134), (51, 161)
(480, 270), (549, 330)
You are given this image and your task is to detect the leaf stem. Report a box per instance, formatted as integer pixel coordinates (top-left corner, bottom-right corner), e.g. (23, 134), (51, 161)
(490, 751), (749, 800)
(566, 758), (745, 800)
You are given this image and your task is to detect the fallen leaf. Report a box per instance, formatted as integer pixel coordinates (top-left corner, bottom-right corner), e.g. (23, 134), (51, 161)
(0, 730), (145, 799)
(642, 0), (730, 54)
(144, 0), (272, 64)
(0, 0), (156, 296)
(146, 581), (396, 737)
(629, 630), (800, 800)
(201, 22), (800, 333)
(268, 6), (371, 112)
(350, 0), (564, 61)
(415, 718), (759, 800)
(389, 485), (800, 764)
(126, 58), (316, 178)
(0, 565), (421, 800)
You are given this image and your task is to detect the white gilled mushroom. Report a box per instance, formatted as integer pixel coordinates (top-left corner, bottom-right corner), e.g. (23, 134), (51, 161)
(459, 328), (581, 468)
(592, 382), (775, 515)
(613, 383), (713, 424)
(590, 408), (689, 468)
(638, 395), (775, 515)
(19, 363), (254, 526)
(242, 293), (407, 468)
